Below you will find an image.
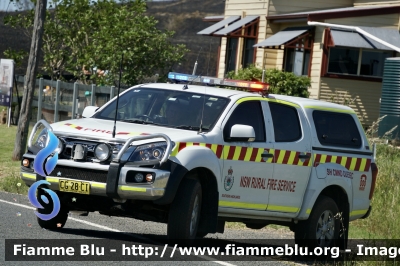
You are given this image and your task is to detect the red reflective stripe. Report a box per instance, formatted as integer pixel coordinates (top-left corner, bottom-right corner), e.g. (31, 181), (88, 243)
(314, 154), (321, 167)
(206, 143), (212, 149)
(238, 147), (247, 161)
(227, 146), (236, 160)
(364, 159), (371, 172)
(293, 151), (300, 165)
(117, 132), (129, 135)
(336, 156), (342, 164)
(179, 142), (187, 151)
(345, 157), (352, 170)
(65, 123), (71, 126)
(282, 150), (291, 165)
(303, 153), (311, 166)
(326, 155), (332, 163)
(250, 148), (259, 162)
(355, 158), (362, 171)
(274, 149), (280, 164)
(193, 142), (199, 146)
(216, 145), (223, 158)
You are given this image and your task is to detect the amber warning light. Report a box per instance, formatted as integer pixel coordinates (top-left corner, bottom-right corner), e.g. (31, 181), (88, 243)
(168, 72), (269, 93)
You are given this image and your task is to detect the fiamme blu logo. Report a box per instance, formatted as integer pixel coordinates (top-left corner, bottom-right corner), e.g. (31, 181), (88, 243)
(28, 131), (61, 221)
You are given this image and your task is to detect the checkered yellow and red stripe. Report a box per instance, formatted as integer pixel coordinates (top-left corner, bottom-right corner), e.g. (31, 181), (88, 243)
(170, 142), (312, 167)
(170, 142), (371, 172)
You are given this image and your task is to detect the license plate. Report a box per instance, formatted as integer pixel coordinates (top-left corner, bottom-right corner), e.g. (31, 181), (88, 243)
(59, 179), (90, 195)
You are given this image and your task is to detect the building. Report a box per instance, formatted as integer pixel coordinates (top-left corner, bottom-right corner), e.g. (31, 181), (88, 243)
(198, 0), (400, 127)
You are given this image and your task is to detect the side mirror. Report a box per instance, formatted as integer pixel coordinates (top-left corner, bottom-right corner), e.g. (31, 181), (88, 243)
(229, 124), (255, 142)
(82, 106), (99, 118)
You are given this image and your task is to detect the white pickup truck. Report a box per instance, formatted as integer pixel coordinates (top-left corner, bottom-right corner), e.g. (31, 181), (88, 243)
(21, 73), (377, 249)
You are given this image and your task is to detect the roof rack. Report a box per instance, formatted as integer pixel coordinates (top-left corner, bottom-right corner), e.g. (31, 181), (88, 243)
(167, 72), (269, 96)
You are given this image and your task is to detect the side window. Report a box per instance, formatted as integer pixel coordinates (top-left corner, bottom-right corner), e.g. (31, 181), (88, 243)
(313, 111), (361, 148)
(223, 101), (266, 142)
(269, 102), (302, 142)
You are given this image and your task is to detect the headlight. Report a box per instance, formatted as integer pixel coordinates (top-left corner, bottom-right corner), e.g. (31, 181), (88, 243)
(54, 139), (64, 154)
(94, 143), (111, 161)
(129, 142), (167, 162)
(33, 129), (49, 149)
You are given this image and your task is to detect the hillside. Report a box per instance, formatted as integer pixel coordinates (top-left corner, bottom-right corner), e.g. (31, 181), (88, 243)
(0, 0), (224, 78)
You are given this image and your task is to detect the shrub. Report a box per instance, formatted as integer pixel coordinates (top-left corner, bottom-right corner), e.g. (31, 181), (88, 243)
(227, 65), (310, 98)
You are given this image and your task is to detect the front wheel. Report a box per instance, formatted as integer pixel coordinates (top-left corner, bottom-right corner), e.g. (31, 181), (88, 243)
(295, 195), (340, 248)
(167, 178), (202, 239)
(37, 207), (68, 230)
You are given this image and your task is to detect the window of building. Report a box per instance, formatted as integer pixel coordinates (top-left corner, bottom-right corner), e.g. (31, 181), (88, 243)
(284, 48), (311, 76)
(223, 101), (266, 142)
(327, 47), (392, 77)
(225, 38), (238, 74)
(313, 111), (361, 148)
(282, 31), (314, 77)
(224, 19), (259, 74)
(242, 38), (256, 68)
(269, 102), (301, 142)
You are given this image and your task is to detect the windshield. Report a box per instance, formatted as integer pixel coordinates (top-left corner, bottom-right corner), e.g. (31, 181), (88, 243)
(93, 88), (230, 131)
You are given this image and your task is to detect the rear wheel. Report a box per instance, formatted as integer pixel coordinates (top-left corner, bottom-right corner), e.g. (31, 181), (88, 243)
(167, 178), (202, 239)
(295, 195), (340, 248)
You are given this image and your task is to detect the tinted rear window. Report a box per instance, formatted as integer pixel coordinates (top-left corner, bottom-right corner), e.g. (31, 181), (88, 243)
(313, 111), (361, 148)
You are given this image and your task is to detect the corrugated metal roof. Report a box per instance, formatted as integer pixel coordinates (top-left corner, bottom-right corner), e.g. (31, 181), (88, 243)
(266, 5), (400, 19)
(254, 26), (313, 48)
(197, 16), (240, 35)
(331, 27), (400, 50)
(213, 16), (259, 36)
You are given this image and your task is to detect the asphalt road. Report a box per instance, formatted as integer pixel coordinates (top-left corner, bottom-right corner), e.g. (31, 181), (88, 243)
(0, 191), (299, 266)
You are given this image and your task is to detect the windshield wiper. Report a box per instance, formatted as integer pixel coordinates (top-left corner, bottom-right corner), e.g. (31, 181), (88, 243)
(122, 119), (154, 125)
(175, 125), (201, 131)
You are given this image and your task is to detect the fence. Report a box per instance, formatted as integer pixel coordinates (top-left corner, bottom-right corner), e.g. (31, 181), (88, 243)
(11, 76), (124, 125)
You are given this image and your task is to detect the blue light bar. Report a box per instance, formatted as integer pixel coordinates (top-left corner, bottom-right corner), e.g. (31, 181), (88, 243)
(168, 72), (269, 91)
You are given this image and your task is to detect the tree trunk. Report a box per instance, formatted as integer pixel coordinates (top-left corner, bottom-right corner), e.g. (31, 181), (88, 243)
(12, 0), (47, 161)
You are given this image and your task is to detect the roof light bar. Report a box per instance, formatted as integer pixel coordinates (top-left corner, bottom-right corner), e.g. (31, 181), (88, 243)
(168, 72), (269, 92)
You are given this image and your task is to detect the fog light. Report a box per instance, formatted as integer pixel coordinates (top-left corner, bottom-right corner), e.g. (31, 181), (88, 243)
(134, 173), (144, 183)
(22, 159), (30, 167)
(146, 174), (153, 182)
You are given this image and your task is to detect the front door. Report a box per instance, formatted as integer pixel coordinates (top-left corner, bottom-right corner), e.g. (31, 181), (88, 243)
(219, 100), (274, 213)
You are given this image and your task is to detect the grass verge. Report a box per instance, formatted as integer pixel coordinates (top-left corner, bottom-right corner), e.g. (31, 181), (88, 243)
(0, 125), (27, 194)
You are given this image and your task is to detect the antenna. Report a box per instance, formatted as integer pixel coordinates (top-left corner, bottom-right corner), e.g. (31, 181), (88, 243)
(197, 89), (206, 134)
(112, 54), (124, 138)
(192, 47), (202, 76)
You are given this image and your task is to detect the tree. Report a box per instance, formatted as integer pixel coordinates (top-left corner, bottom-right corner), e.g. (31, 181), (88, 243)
(4, 0), (189, 85)
(12, 0), (47, 161)
(227, 65), (311, 98)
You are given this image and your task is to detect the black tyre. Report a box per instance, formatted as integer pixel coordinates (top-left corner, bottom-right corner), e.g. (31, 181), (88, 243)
(196, 231), (208, 238)
(295, 195), (340, 248)
(36, 190), (68, 230)
(37, 207), (68, 230)
(167, 178), (202, 239)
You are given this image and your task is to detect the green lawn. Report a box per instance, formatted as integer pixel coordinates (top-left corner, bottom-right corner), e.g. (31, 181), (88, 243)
(0, 125), (28, 194)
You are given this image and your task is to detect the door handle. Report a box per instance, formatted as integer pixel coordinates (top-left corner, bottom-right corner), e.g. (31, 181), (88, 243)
(261, 153), (274, 158)
(298, 154), (310, 159)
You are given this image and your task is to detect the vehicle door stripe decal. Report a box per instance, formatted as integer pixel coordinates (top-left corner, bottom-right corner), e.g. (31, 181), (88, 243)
(171, 142), (370, 171)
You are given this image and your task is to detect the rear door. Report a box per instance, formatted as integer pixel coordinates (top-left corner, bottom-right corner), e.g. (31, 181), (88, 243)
(265, 101), (312, 217)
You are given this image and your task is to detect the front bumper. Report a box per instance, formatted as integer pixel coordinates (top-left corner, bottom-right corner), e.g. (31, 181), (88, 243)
(21, 159), (170, 201)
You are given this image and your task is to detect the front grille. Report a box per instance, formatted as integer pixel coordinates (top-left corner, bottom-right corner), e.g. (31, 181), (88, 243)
(51, 165), (108, 183)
